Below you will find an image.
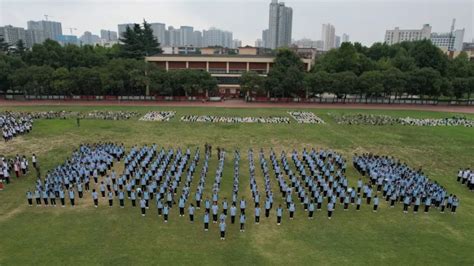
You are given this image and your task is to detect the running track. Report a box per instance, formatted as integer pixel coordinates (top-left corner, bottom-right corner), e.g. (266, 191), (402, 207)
(1, 100), (473, 114)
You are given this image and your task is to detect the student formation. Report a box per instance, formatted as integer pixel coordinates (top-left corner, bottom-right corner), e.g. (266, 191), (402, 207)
(21, 143), (464, 240)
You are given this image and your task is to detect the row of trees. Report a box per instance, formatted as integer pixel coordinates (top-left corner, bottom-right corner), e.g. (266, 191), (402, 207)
(1, 21), (473, 100)
(0, 21), (217, 96)
(241, 41), (473, 100)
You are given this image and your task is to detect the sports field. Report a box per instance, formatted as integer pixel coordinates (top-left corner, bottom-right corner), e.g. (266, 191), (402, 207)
(1, 105), (473, 265)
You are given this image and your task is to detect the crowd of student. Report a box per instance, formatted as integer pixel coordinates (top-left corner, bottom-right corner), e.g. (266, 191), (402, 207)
(139, 111), (176, 122)
(353, 153), (459, 214)
(457, 168), (473, 191)
(1, 154), (35, 185)
(30, 111), (78, 119)
(1, 112), (34, 142)
(287, 111), (325, 124)
(332, 113), (474, 127)
(24, 144), (461, 240)
(80, 111), (139, 120)
(180, 115), (290, 124)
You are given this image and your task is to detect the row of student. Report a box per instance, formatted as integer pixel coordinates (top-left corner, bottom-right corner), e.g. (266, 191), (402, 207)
(457, 168), (473, 190)
(0, 154), (36, 184)
(180, 115), (290, 124)
(1, 112), (33, 142)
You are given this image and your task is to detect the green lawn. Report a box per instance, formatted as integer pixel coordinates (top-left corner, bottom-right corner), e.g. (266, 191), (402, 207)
(1, 106), (473, 265)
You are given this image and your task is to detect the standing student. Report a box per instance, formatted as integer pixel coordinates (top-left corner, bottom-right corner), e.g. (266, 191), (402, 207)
(289, 202), (295, 220)
(69, 188), (75, 207)
(219, 220), (226, 240)
(230, 203), (237, 224)
(424, 197), (431, 213)
(414, 197), (421, 213)
(26, 190), (33, 206)
(157, 199), (163, 216)
(140, 198), (146, 216)
(276, 204), (283, 225)
(403, 196), (410, 214)
(163, 204), (169, 222)
(92, 189), (98, 207)
(195, 192), (201, 209)
(451, 196), (459, 214)
(100, 182), (106, 197)
(59, 189), (65, 207)
(356, 195), (361, 211)
(240, 214), (246, 232)
(108, 191), (114, 207)
(119, 190), (125, 208)
(188, 204), (195, 222)
(308, 201), (315, 219)
(49, 190), (56, 207)
(212, 203), (219, 223)
(32, 154), (37, 169)
(373, 196), (379, 212)
(255, 204), (261, 224)
(204, 211), (210, 231)
(265, 199), (271, 218)
(42, 190), (49, 206)
(34, 189), (41, 206)
(179, 197), (185, 217)
(222, 199), (228, 215)
(327, 202), (334, 220)
(205, 198), (211, 213)
(131, 190), (136, 207)
(240, 198), (246, 215)
(440, 197), (447, 213)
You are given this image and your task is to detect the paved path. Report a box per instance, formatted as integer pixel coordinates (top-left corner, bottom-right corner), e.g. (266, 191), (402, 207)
(1, 100), (473, 113)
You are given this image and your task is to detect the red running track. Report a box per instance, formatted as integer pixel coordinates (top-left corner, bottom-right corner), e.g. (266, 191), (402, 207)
(1, 100), (473, 114)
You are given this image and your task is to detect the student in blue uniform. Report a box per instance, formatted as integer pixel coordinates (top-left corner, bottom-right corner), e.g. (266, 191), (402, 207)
(42, 190), (49, 206)
(59, 189), (65, 207)
(140, 198), (146, 216)
(289, 202), (295, 220)
(212, 203), (219, 223)
(414, 197), (421, 213)
(356, 195), (361, 211)
(179, 197), (185, 216)
(119, 190), (125, 208)
(424, 197), (431, 213)
(26, 190), (33, 206)
(131, 190), (136, 207)
(35, 189), (41, 206)
(265, 199), (271, 218)
(195, 192), (201, 209)
(205, 198), (211, 213)
(222, 198), (228, 215)
(373, 195), (379, 212)
(440, 197), (447, 213)
(69, 188), (75, 207)
(188, 204), (195, 222)
(403, 196), (410, 213)
(240, 213), (246, 232)
(451, 195), (459, 214)
(240, 198), (246, 215)
(219, 220), (226, 240)
(163, 204), (169, 222)
(308, 201), (315, 219)
(276, 204), (283, 225)
(108, 191), (114, 207)
(327, 202), (334, 219)
(204, 211), (210, 231)
(49, 190), (56, 207)
(255, 204), (261, 224)
(230, 203), (237, 224)
(92, 189), (98, 207)
(157, 199), (163, 216)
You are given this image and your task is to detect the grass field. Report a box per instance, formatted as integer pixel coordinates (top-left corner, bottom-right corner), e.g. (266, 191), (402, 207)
(1, 105), (473, 265)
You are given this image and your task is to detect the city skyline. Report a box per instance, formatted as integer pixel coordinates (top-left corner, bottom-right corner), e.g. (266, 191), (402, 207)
(1, 0), (472, 47)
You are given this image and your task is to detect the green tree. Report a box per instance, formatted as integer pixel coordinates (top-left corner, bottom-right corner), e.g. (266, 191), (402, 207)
(266, 49), (305, 97)
(0, 37), (10, 53)
(304, 71), (331, 98)
(382, 67), (406, 101)
(359, 70), (384, 101)
(51, 67), (72, 95)
(240, 71), (265, 99)
(409, 40), (448, 75)
(119, 20), (162, 59)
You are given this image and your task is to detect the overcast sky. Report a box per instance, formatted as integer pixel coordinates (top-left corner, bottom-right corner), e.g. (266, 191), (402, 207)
(1, 0), (473, 46)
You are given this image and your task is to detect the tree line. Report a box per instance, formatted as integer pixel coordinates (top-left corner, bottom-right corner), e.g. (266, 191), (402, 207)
(1, 21), (473, 100)
(0, 21), (217, 97)
(242, 41), (474, 101)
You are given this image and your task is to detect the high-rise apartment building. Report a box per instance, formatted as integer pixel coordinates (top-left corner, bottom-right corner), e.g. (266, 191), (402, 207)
(267, 0), (292, 49)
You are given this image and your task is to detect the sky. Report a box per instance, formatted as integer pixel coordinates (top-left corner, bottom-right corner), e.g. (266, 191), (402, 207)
(1, 0), (473, 46)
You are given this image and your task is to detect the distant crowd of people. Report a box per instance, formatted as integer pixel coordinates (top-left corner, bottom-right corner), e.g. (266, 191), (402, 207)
(287, 111), (325, 124)
(457, 168), (473, 191)
(353, 153), (459, 214)
(30, 111), (78, 119)
(80, 111), (139, 120)
(1, 112), (33, 142)
(1, 154), (35, 185)
(180, 115), (290, 124)
(139, 111), (176, 122)
(332, 113), (474, 127)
